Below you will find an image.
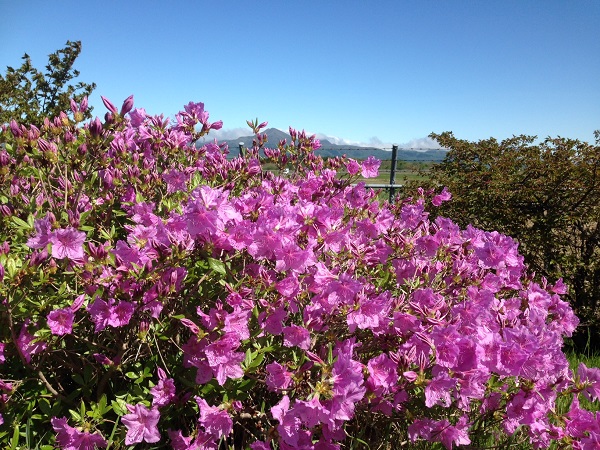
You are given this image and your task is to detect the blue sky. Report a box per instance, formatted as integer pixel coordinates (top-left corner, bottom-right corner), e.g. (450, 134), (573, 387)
(1, 0), (599, 148)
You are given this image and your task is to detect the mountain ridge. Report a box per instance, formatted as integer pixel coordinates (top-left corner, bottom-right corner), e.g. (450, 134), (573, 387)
(199, 128), (447, 161)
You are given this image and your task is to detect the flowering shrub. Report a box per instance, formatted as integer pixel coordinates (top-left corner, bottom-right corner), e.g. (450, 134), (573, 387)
(0, 96), (599, 449)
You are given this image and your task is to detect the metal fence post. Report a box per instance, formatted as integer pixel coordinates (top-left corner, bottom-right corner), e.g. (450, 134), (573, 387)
(238, 142), (245, 157)
(389, 144), (398, 203)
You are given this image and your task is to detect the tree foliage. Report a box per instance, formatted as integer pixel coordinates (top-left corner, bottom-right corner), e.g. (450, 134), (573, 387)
(0, 40), (96, 126)
(420, 131), (600, 346)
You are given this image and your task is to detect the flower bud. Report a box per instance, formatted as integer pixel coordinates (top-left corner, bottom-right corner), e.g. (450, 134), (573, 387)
(89, 118), (103, 137)
(78, 144), (88, 156)
(0, 241), (9, 254)
(101, 96), (118, 114)
(59, 111), (69, 126)
(70, 98), (78, 114)
(0, 204), (12, 217)
(28, 125), (40, 141)
(120, 95), (134, 116)
(9, 120), (22, 137)
(0, 150), (10, 167)
(0, 263), (4, 282)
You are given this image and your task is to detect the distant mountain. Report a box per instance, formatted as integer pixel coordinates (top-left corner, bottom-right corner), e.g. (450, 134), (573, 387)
(198, 128), (447, 161)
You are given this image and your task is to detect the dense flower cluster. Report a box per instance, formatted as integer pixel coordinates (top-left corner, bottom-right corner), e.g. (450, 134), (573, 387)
(0, 96), (599, 449)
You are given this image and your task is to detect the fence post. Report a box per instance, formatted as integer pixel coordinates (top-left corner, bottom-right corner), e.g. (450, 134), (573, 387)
(389, 144), (398, 203)
(238, 142), (245, 157)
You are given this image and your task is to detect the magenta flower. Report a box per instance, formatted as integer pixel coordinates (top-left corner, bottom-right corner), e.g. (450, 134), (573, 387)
(345, 159), (361, 175)
(578, 363), (600, 402)
(107, 301), (135, 328)
(265, 361), (293, 391)
(367, 354), (398, 391)
(204, 333), (245, 385)
(26, 217), (52, 249)
(432, 186), (452, 206)
(163, 169), (190, 194)
(87, 299), (111, 332)
(51, 417), (107, 450)
(0, 342), (5, 363)
(195, 397), (233, 439)
(17, 320), (46, 363)
(360, 156), (381, 178)
(50, 227), (86, 261)
(47, 308), (75, 335)
(121, 403), (161, 445)
(150, 367), (176, 407)
(282, 325), (311, 350)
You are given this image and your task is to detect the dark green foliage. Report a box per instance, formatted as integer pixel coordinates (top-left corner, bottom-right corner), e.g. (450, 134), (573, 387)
(0, 40), (96, 126)
(416, 130), (600, 348)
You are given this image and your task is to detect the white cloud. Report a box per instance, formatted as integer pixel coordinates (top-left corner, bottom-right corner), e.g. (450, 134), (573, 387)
(314, 133), (443, 150)
(204, 127), (443, 151)
(205, 127), (250, 141)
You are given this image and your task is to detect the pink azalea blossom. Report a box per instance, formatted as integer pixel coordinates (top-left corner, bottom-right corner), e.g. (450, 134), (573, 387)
(26, 217), (52, 249)
(16, 320), (46, 363)
(47, 308), (75, 335)
(150, 367), (176, 407)
(195, 397), (233, 439)
(282, 325), (311, 350)
(50, 228), (86, 260)
(360, 156), (381, 178)
(0, 343), (5, 363)
(204, 333), (245, 385)
(51, 416), (107, 449)
(265, 361), (293, 391)
(121, 403), (161, 445)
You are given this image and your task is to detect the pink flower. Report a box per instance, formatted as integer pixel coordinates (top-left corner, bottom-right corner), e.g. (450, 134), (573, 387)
(282, 325), (311, 350)
(17, 320), (46, 363)
(163, 169), (190, 194)
(0, 343), (5, 364)
(360, 156), (381, 178)
(367, 354), (398, 391)
(578, 363), (600, 402)
(150, 367), (176, 407)
(27, 217), (52, 249)
(108, 301), (135, 328)
(51, 417), (107, 449)
(345, 159), (361, 175)
(47, 308), (75, 335)
(87, 299), (111, 332)
(265, 361), (293, 391)
(121, 403), (161, 445)
(432, 187), (452, 206)
(50, 228), (86, 260)
(195, 397), (233, 439)
(204, 333), (245, 385)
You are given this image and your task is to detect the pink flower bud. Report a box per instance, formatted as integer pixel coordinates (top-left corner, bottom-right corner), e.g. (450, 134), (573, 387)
(9, 120), (22, 137)
(120, 95), (134, 116)
(89, 118), (103, 137)
(70, 98), (78, 114)
(80, 96), (88, 112)
(28, 125), (40, 141)
(101, 96), (118, 114)
(0, 204), (12, 217)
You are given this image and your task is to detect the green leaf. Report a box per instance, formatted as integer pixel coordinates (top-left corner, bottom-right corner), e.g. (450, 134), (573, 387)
(38, 398), (52, 415)
(11, 216), (30, 229)
(10, 424), (19, 449)
(207, 257), (226, 275)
